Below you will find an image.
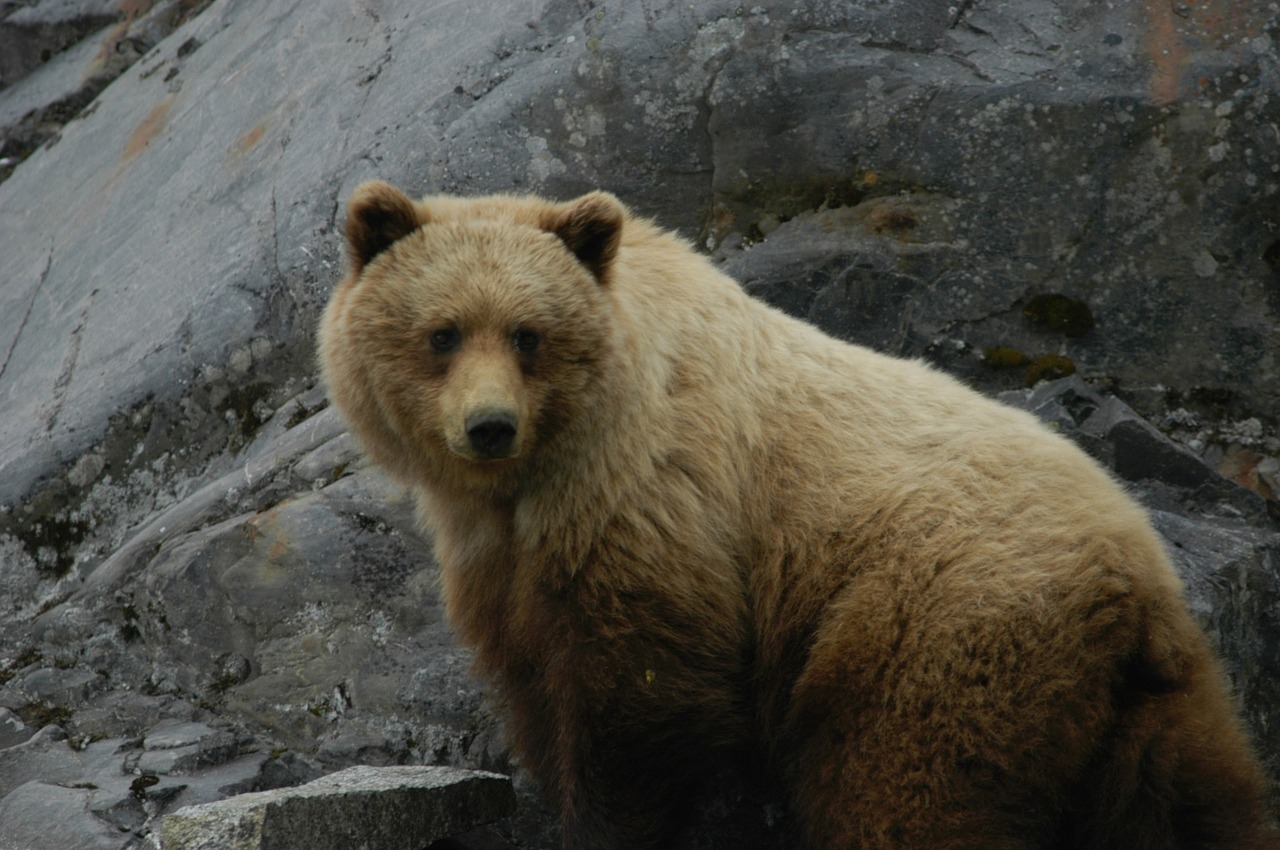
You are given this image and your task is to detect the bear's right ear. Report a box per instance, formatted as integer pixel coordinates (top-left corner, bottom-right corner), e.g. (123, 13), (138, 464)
(542, 191), (625, 285)
(344, 180), (423, 272)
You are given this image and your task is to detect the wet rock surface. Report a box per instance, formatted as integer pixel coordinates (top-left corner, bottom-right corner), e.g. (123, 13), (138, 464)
(0, 1), (1277, 847)
(0, 706), (314, 848)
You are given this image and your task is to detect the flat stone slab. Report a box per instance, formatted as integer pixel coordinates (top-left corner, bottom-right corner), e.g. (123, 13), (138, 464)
(159, 765), (515, 850)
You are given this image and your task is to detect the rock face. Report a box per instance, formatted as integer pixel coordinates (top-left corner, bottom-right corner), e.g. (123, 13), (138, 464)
(0, 0), (215, 182)
(0, 1), (1277, 847)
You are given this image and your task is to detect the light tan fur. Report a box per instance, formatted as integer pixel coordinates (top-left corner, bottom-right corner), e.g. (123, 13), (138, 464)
(319, 181), (1278, 850)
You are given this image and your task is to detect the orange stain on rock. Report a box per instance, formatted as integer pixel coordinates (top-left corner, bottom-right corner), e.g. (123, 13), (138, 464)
(1142, 0), (1188, 107)
(123, 96), (174, 161)
(267, 528), (290, 563)
(92, 0), (156, 75)
(1141, 0), (1266, 106)
(91, 21), (130, 75)
(236, 122), (268, 156)
(246, 511), (291, 563)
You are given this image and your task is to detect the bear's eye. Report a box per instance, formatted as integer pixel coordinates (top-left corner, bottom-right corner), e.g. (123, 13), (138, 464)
(513, 329), (541, 354)
(429, 327), (461, 353)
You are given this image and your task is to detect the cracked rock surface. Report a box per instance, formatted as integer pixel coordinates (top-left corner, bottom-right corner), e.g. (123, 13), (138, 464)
(0, 1), (1278, 847)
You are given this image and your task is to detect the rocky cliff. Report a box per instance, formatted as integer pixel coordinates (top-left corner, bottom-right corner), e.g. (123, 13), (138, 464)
(0, 1), (1277, 847)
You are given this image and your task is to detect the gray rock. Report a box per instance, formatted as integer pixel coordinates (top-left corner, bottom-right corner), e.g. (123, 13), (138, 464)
(704, 2), (1280, 421)
(0, 708), (32, 749)
(3, 0), (1272, 529)
(0, 725), (83, 799)
(0, 0), (576, 515)
(1152, 510), (1280, 783)
(0, 0), (215, 182)
(143, 720), (222, 752)
(7, 665), (106, 709)
(1081, 397), (1270, 521)
(1002, 377), (1272, 523)
(110, 467), (451, 759)
(135, 720), (242, 772)
(0, 692), (316, 848)
(0, 780), (130, 850)
(0, 0), (120, 88)
(160, 765), (515, 850)
(58, 692), (193, 745)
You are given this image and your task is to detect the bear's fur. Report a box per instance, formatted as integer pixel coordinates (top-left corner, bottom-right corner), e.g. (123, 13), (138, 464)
(319, 181), (1279, 850)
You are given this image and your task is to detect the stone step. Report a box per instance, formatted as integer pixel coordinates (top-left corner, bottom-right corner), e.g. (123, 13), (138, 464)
(160, 765), (515, 850)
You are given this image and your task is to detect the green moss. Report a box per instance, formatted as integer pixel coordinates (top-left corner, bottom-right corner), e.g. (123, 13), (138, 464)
(353, 512), (388, 534)
(1165, 385), (1248, 421)
(218, 381), (275, 441)
(866, 203), (918, 234)
(207, 673), (238, 698)
(706, 170), (896, 245)
(1187, 386), (1236, 410)
(17, 702), (72, 729)
(1023, 293), (1095, 337)
(982, 346), (1030, 368)
(283, 398), (323, 430)
(1025, 354), (1076, 386)
(130, 774), (160, 801)
(0, 647), (41, 686)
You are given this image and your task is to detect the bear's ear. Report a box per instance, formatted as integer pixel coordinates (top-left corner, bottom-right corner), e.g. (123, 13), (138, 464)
(542, 191), (625, 284)
(344, 180), (424, 272)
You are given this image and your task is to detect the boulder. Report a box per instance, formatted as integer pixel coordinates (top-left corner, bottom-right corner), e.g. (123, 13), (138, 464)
(159, 765), (515, 850)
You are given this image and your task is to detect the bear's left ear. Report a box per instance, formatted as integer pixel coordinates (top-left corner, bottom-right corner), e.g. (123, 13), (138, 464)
(543, 191), (625, 284)
(344, 180), (425, 273)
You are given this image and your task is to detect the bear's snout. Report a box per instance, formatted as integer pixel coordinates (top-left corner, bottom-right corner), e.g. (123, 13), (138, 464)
(465, 410), (519, 459)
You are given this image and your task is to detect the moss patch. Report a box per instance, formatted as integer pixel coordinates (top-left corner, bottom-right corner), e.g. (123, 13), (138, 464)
(982, 346), (1030, 368)
(1023, 293), (1095, 337)
(1026, 354), (1076, 386)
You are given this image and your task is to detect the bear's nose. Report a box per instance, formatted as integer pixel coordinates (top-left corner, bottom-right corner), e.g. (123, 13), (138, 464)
(465, 411), (518, 458)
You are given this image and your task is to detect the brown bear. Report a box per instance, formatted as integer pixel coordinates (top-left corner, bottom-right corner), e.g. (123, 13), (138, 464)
(318, 180), (1279, 850)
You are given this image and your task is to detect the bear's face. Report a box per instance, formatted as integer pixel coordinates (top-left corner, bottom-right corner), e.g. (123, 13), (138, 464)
(321, 182), (625, 493)
(350, 222), (603, 466)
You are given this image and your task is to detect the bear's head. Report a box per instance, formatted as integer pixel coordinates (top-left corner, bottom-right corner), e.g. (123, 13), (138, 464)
(319, 181), (626, 496)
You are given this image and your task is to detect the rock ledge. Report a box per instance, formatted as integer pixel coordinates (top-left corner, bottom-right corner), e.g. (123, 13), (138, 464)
(160, 765), (515, 850)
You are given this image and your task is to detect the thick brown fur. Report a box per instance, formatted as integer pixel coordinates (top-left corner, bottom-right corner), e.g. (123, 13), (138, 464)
(319, 181), (1279, 850)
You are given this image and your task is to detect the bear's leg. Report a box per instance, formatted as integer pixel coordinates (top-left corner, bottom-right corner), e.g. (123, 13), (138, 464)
(778, 653), (1079, 847)
(1062, 644), (1280, 850)
(780, 598), (1279, 850)
(773, 567), (1125, 849)
(784, 680), (1279, 850)
(555, 737), (706, 850)
(516, 671), (734, 850)
(559, 790), (680, 850)
(782, 717), (1062, 850)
